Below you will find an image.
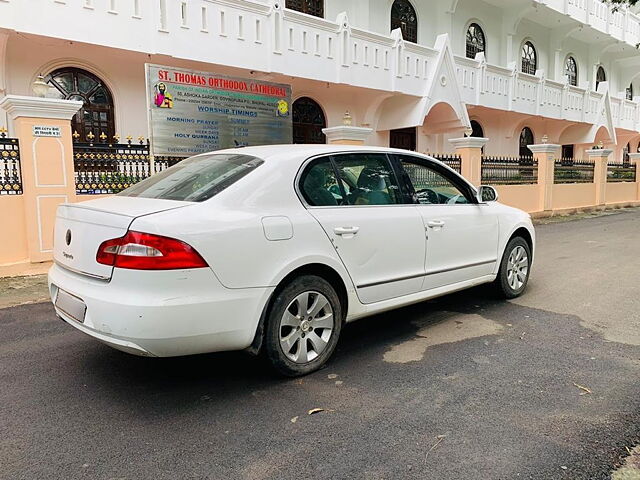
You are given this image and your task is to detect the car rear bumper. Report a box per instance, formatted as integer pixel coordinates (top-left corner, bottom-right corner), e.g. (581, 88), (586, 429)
(48, 264), (273, 357)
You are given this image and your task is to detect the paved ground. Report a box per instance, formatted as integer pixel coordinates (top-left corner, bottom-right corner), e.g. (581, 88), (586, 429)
(1, 209), (639, 480)
(0, 274), (49, 309)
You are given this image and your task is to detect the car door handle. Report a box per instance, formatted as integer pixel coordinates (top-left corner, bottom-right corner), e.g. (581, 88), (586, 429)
(427, 220), (445, 228)
(334, 226), (360, 236)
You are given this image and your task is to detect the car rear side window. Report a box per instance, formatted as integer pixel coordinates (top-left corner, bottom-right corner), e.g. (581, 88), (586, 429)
(300, 153), (403, 207)
(332, 153), (402, 206)
(119, 154), (263, 202)
(300, 158), (344, 206)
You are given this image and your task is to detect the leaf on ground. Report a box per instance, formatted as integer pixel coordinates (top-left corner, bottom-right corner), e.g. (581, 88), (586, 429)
(327, 374), (338, 379)
(290, 416), (298, 423)
(573, 383), (592, 395)
(308, 408), (324, 415)
(424, 435), (446, 463)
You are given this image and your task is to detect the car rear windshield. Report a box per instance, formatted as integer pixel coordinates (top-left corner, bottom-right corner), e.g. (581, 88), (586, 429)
(118, 153), (263, 202)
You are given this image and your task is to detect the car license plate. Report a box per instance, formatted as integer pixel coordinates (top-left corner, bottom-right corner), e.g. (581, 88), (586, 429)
(55, 288), (87, 323)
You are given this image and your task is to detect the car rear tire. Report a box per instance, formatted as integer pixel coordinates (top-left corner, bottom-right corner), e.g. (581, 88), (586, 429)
(264, 275), (342, 377)
(493, 237), (531, 299)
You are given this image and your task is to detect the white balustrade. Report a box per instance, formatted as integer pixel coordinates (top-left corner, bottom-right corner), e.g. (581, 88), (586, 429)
(0, 0), (639, 130)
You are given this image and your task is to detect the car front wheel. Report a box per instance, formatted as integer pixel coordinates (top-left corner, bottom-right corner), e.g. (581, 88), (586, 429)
(494, 237), (531, 299)
(264, 275), (342, 377)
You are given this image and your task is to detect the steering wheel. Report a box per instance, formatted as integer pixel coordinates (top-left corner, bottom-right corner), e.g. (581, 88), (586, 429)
(415, 188), (439, 204)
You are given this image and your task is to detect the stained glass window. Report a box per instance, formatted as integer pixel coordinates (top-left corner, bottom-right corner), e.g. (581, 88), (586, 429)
(391, 0), (418, 43)
(466, 23), (486, 60)
(565, 56), (578, 86)
(521, 42), (537, 75)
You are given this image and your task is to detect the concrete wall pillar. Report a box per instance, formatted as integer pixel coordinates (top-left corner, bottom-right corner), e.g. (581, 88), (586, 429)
(586, 148), (613, 207)
(0, 95), (82, 263)
(528, 144), (561, 214)
(321, 126), (373, 146)
(628, 152), (640, 201)
(449, 137), (489, 187)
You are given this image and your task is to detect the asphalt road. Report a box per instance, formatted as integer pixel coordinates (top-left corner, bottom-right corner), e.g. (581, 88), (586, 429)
(1, 209), (640, 480)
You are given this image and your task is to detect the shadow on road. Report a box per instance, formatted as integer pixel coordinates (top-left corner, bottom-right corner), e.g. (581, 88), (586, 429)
(75, 284), (499, 402)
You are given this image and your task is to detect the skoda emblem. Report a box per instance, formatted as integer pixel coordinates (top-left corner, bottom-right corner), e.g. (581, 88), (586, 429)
(65, 229), (72, 246)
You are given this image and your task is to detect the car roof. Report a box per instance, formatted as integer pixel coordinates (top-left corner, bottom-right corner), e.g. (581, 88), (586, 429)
(200, 144), (427, 163)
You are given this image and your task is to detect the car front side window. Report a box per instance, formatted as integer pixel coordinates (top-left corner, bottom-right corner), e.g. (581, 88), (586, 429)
(398, 156), (473, 205)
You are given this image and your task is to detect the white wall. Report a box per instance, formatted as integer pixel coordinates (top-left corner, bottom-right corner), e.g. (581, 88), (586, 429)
(350, 0), (631, 90)
(451, 0), (504, 64)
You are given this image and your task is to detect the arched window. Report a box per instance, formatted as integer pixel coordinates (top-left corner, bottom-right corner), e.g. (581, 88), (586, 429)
(596, 66), (606, 91)
(519, 127), (534, 158)
(45, 67), (115, 141)
(466, 23), (486, 60)
(391, 0), (418, 44)
(292, 97), (326, 144)
(285, 0), (323, 18)
(626, 83), (634, 101)
(521, 41), (537, 75)
(565, 56), (578, 86)
(470, 120), (484, 138)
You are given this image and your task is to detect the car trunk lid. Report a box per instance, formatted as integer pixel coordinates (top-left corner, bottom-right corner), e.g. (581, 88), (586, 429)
(53, 197), (192, 280)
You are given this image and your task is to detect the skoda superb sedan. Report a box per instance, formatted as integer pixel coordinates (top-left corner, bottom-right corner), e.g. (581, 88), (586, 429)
(49, 145), (534, 376)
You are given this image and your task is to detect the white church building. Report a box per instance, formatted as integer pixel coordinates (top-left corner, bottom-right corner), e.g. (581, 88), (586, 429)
(1, 0), (640, 159)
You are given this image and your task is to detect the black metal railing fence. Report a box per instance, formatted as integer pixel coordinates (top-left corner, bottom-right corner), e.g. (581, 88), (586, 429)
(403, 163), (453, 188)
(481, 155), (538, 185)
(607, 161), (636, 183)
(0, 134), (22, 195)
(73, 136), (185, 194)
(554, 159), (595, 184)
(430, 153), (462, 173)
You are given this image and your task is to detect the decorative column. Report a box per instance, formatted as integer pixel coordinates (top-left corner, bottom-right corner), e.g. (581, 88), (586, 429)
(528, 143), (561, 214)
(0, 95), (82, 263)
(628, 152), (640, 201)
(449, 136), (489, 186)
(585, 148), (613, 207)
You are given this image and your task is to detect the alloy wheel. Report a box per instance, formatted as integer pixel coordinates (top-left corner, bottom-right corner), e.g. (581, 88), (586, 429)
(279, 291), (334, 364)
(506, 245), (529, 291)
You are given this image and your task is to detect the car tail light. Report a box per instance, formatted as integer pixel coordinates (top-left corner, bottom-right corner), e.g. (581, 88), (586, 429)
(96, 231), (208, 270)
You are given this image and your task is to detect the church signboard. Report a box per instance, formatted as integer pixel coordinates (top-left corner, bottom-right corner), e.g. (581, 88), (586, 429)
(145, 64), (292, 156)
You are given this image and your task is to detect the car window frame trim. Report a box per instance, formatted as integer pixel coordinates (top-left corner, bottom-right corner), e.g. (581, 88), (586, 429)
(295, 150), (477, 209)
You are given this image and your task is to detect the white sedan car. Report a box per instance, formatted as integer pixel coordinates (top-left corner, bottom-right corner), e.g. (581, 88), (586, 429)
(49, 145), (534, 376)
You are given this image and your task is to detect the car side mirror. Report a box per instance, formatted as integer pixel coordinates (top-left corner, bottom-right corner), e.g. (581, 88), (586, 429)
(477, 185), (499, 203)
